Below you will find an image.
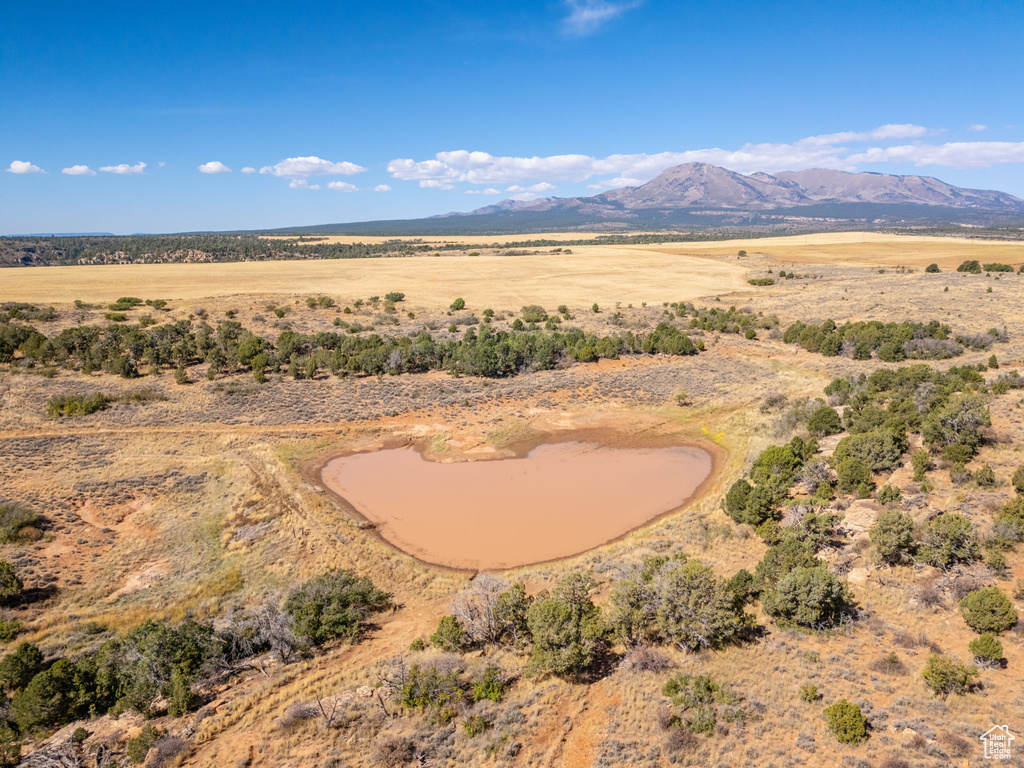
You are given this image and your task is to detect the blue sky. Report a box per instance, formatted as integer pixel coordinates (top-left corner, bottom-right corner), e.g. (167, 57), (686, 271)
(2, 0), (1023, 234)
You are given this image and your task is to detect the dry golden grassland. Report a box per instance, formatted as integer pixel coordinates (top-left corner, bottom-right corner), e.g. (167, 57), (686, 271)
(2, 233), (1024, 767)
(2, 231), (1021, 307)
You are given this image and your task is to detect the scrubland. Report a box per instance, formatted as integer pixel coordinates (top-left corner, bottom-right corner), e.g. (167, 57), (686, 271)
(0, 233), (1023, 767)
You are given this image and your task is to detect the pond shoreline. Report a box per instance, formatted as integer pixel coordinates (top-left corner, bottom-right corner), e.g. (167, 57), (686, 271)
(304, 425), (725, 573)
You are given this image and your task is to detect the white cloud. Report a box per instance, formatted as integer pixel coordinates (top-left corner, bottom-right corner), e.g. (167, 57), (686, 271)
(507, 182), (555, 193)
(157, 161), (166, 168)
(240, 166), (257, 174)
(288, 179), (321, 189)
(563, 0), (641, 36)
(6, 160), (44, 174)
(388, 124), (1024, 189)
(968, 124), (988, 132)
(419, 179), (455, 190)
(797, 123), (930, 146)
(198, 161), (231, 174)
(259, 156), (366, 179)
(327, 181), (357, 191)
(846, 141), (1024, 168)
(465, 187), (502, 195)
(372, 184), (392, 192)
(509, 192), (546, 202)
(99, 162), (146, 174)
(62, 165), (96, 176)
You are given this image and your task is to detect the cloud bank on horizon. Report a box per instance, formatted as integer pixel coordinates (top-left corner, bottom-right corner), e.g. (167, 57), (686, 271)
(8, 125), (1024, 200)
(387, 125), (1024, 194)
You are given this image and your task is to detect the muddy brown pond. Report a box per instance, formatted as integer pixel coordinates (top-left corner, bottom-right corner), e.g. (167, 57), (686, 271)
(320, 441), (714, 570)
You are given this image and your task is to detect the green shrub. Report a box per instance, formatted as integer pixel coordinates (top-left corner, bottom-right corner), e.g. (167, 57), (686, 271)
(922, 393), (990, 460)
(11, 658), (87, 732)
(956, 260), (982, 274)
(526, 572), (606, 679)
(0, 619), (22, 643)
(520, 305), (548, 323)
(724, 479), (777, 527)
(0, 563), (22, 606)
(807, 405), (843, 437)
(0, 643), (44, 691)
(997, 497), (1024, 541)
(166, 667), (195, 717)
(46, 393), (110, 418)
(463, 714), (489, 738)
(836, 457), (875, 497)
(969, 633), (1003, 664)
(974, 464), (996, 487)
(949, 462), (972, 485)
(661, 674), (738, 735)
(754, 538), (818, 590)
(0, 504), (44, 544)
(959, 587), (1018, 633)
(284, 570), (392, 645)
(922, 654), (978, 697)
(726, 569), (756, 604)
(655, 560), (752, 651)
(399, 663), (464, 714)
(911, 449), (932, 481)
(919, 513), (979, 568)
(755, 519), (782, 545)
(986, 549), (1009, 577)
(750, 443), (806, 487)
(925, 263), (940, 273)
(799, 683), (820, 702)
(834, 430), (905, 472)
(430, 615), (469, 652)
(127, 725), (164, 764)
(450, 298), (465, 310)
(384, 292), (405, 302)
(870, 509), (915, 566)
(472, 666), (507, 703)
(823, 699), (867, 744)
(1012, 466), (1024, 495)
(877, 485), (902, 506)
(762, 566), (848, 629)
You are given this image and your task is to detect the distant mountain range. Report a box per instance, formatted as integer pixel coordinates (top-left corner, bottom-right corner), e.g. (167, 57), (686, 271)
(256, 163), (1024, 236)
(444, 163), (1024, 218)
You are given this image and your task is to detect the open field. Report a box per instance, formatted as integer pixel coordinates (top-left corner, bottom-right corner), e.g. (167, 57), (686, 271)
(2, 232), (1023, 308)
(260, 231), (664, 245)
(264, 231), (1024, 249)
(0, 246), (750, 306)
(3, 232), (1024, 767)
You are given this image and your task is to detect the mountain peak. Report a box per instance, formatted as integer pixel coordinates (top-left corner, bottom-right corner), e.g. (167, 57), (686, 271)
(455, 163), (1024, 217)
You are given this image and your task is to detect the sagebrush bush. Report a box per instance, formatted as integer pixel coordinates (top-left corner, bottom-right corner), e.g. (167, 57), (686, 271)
(763, 566), (848, 629)
(969, 633), (1003, 665)
(823, 699), (867, 744)
(871, 509), (915, 566)
(958, 587), (1018, 633)
(285, 569), (392, 645)
(922, 654), (978, 697)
